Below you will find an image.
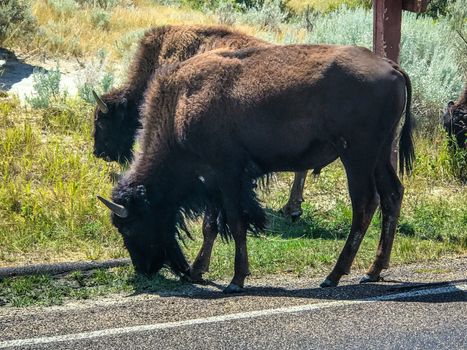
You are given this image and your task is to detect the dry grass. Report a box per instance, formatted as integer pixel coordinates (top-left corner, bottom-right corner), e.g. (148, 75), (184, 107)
(20, 0), (269, 62)
(28, 1), (214, 59)
(287, 0), (369, 12)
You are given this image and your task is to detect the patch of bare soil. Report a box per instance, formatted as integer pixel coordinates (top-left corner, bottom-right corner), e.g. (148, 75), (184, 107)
(0, 47), (85, 101)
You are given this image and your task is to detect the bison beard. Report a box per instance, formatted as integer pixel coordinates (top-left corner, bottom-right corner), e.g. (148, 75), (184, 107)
(101, 44), (414, 293)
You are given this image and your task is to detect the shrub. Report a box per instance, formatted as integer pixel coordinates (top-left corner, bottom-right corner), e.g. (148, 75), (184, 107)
(425, 0), (449, 18)
(241, 0), (288, 32)
(90, 9), (111, 30)
(304, 6), (372, 47)
(400, 13), (464, 131)
(78, 72), (115, 103)
(446, 0), (467, 78)
(114, 28), (145, 62)
(302, 7), (463, 132)
(47, 0), (79, 16)
(0, 0), (36, 44)
(215, 0), (237, 25)
(25, 66), (67, 109)
(77, 50), (115, 103)
(75, 0), (133, 9)
(286, 0), (371, 14)
(298, 5), (319, 32)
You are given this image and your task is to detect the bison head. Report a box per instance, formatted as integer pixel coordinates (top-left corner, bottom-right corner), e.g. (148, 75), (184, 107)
(98, 183), (190, 277)
(443, 100), (467, 149)
(92, 90), (139, 163)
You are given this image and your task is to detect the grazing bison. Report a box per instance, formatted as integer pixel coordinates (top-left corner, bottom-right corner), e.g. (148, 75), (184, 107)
(92, 25), (314, 281)
(98, 44), (414, 293)
(93, 25), (309, 221)
(443, 86), (467, 150)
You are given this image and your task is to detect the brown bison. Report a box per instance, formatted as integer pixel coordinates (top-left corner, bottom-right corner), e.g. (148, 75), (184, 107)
(443, 85), (467, 150)
(99, 44), (414, 293)
(93, 25), (309, 221)
(92, 25), (268, 163)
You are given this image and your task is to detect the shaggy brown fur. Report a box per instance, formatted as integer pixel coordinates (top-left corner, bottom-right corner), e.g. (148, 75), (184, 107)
(93, 24), (317, 281)
(443, 85), (467, 150)
(92, 25), (268, 162)
(106, 44), (414, 293)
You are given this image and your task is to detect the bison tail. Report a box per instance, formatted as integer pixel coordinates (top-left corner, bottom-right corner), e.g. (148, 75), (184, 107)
(398, 68), (415, 176)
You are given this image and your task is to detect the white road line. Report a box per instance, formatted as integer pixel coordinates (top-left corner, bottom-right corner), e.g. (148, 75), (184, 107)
(1, 283), (466, 348)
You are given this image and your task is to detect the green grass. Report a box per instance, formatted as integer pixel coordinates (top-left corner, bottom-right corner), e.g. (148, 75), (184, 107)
(0, 95), (466, 307)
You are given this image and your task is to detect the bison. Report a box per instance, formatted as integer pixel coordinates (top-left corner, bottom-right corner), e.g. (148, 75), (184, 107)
(93, 25), (310, 222)
(92, 25), (317, 282)
(98, 44), (414, 293)
(443, 85), (467, 150)
(92, 25), (268, 163)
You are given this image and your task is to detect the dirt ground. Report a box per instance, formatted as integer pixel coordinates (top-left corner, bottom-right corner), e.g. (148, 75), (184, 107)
(0, 47), (86, 101)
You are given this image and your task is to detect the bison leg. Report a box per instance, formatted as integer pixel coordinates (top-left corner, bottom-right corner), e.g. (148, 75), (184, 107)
(223, 220), (249, 294)
(361, 158), (403, 283)
(280, 171), (308, 221)
(217, 174), (252, 294)
(321, 163), (379, 288)
(189, 206), (219, 283)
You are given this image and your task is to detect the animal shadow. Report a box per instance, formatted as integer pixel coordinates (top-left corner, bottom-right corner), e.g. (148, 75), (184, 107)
(263, 208), (350, 240)
(0, 48), (37, 90)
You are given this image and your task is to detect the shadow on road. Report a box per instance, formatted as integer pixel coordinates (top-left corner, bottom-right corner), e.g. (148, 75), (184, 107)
(130, 274), (467, 304)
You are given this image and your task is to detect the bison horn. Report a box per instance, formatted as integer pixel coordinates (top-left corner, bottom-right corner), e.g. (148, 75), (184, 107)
(97, 196), (129, 218)
(92, 90), (109, 114)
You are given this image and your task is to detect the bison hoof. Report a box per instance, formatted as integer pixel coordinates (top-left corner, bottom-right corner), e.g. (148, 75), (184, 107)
(320, 278), (338, 288)
(181, 272), (206, 285)
(280, 205), (302, 221)
(223, 283), (245, 294)
(290, 211), (302, 222)
(359, 274), (381, 284)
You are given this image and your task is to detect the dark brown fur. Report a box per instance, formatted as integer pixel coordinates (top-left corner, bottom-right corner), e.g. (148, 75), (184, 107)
(92, 25), (315, 281)
(108, 44), (414, 292)
(443, 85), (467, 150)
(92, 25), (268, 162)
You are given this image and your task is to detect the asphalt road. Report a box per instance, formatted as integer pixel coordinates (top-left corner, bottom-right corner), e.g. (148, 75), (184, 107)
(1, 257), (466, 349)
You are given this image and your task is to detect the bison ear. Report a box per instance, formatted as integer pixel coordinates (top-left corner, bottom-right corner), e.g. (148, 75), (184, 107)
(115, 98), (128, 122)
(119, 97), (128, 115)
(134, 185), (151, 208)
(444, 101), (455, 114)
(135, 185), (147, 199)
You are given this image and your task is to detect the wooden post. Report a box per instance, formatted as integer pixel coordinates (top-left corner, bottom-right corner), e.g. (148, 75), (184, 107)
(373, 0), (403, 63)
(372, 0), (429, 170)
(373, 0), (402, 170)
